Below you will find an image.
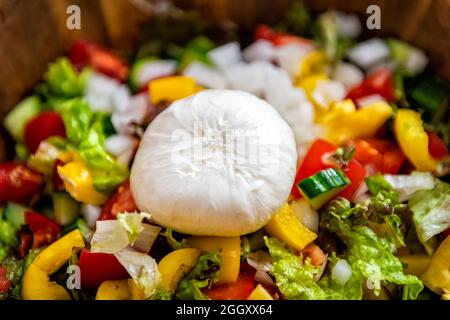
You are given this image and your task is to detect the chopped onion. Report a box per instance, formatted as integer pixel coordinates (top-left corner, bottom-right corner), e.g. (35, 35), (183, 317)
(85, 72), (121, 113)
(136, 60), (177, 88)
(104, 134), (135, 157)
(384, 172), (435, 202)
(356, 94), (386, 108)
(352, 181), (369, 204)
(111, 93), (149, 134)
(274, 43), (311, 78)
(254, 270), (275, 287)
(290, 198), (319, 233)
(112, 85), (132, 113)
(347, 38), (390, 69)
(81, 204), (101, 228)
(332, 62), (364, 89)
(331, 259), (352, 285)
(334, 11), (362, 39)
(405, 48), (428, 74)
(243, 39), (275, 62)
(132, 223), (162, 254)
(182, 62), (227, 89)
(225, 61), (267, 96)
(246, 250), (273, 273)
(312, 80), (346, 110)
(208, 42), (242, 70)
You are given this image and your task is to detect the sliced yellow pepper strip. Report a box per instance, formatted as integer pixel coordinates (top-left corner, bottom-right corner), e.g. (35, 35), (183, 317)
(96, 280), (131, 300)
(149, 76), (198, 104)
(320, 100), (393, 145)
(57, 161), (107, 205)
(421, 236), (450, 295)
(187, 236), (240, 285)
(298, 50), (327, 79)
(158, 248), (202, 293)
(394, 109), (438, 172)
(296, 73), (328, 100)
(22, 230), (85, 300)
(398, 254), (431, 277)
(264, 203), (317, 251)
(127, 279), (147, 300)
(247, 284), (274, 300)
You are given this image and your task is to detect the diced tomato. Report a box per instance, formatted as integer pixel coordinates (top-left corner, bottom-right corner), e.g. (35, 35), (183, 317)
(0, 163), (42, 205)
(346, 68), (396, 102)
(18, 232), (33, 259)
(69, 39), (129, 82)
(98, 179), (138, 221)
(349, 138), (406, 174)
(301, 243), (327, 267)
(203, 271), (255, 300)
(254, 24), (314, 48)
(339, 159), (366, 199)
(291, 139), (337, 198)
(78, 249), (129, 289)
(0, 266), (10, 293)
(25, 211), (60, 248)
(52, 159), (65, 192)
(443, 228), (450, 238)
(428, 131), (449, 159)
(254, 24), (276, 41)
(24, 111), (66, 153)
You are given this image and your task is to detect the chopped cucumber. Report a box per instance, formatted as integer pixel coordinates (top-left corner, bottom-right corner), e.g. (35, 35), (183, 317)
(298, 168), (350, 209)
(61, 218), (92, 241)
(52, 192), (80, 226)
(3, 95), (41, 141)
(3, 202), (29, 229)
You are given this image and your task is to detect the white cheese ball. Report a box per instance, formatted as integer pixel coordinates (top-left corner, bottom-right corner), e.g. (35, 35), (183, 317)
(130, 90), (297, 236)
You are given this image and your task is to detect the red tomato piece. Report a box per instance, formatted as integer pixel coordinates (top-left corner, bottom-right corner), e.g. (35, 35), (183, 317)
(98, 179), (138, 221)
(346, 68), (396, 102)
(203, 272), (255, 300)
(427, 131), (449, 159)
(0, 266), (10, 293)
(25, 211), (60, 248)
(78, 249), (129, 289)
(24, 111), (66, 153)
(18, 232), (33, 259)
(271, 34), (314, 48)
(254, 24), (276, 41)
(52, 159), (66, 192)
(339, 159), (366, 199)
(0, 163), (42, 205)
(301, 243), (327, 267)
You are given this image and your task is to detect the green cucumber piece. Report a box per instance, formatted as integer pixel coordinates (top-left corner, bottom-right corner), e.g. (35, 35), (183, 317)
(3, 202), (29, 229)
(0, 220), (19, 247)
(3, 95), (41, 141)
(298, 168), (350, 209)
(52, 192), (80, 226)
(61, 218), (92, 240)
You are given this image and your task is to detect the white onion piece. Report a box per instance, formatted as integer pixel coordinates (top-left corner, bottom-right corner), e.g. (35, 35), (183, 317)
(225, 62), (266, 96)
(81, 204), (101, 228)
(331, 259), (352, 285)
(274, 43), (312, 78)
(104, 134), (135, 157)
(384, 173), (435, 202)
(243, 39), (275, 62)
(208, 42), (242, 70)
(356, 94), (386, 108)
(112, 85), (132, 113)
(312, 80), (346, 110)
(405, 48), (428, 74)
(182, 62), (227, 89)
(255, 270), (275, 287)
(347, 38), (390, 69)
(334, 11), (362, 38)
(111, 93), (149, 134)
(246, 250), (273, 272)
(290, 198), (319, 233)
(352, 181), (369, 204)
(137, 60), (177, 87)
(131, 223), (162, 254)
(332, 62), (364, 89)
(85, 72), (121, 113)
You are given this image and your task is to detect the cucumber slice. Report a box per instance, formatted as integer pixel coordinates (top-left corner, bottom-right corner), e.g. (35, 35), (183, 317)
(61, 218), (92, 240)
(52, 192), (80, 226)
(298, 168), (350, 209)
(3, 95), (41, 141)
(3, 202), (29, 229)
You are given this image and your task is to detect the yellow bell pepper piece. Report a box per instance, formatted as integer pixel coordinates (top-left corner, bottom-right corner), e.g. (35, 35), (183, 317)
(298, 51), (327, 79)
(398, 254), (431, 277)
(247, 284), (274, 300)
(127, 279), (146, 300)
(158, 248), (202, 293)
(22, 230), (85, 300)
(320, 100), (393, 145)
(149, 76), (198, 104)
(296, 73), (328, 99)
(57, 161), (107, 205)
(187, 236), (240, 284)
(394, 109), (438, 172)
(264, 203), (317, 251)
(96, 280), (131, 300)
(421, 236), (450, 295)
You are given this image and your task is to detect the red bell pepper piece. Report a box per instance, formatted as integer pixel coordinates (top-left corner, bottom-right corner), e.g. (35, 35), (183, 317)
(427, 131), (449, 159)
(78, 249), (129, 289)
(346, 68), (396, 102)
(52, 159), (66, 192)
(70, 39), (129, 82)
(0, 163), (42, 205)
(0, 266), (10, 293)
(25, 211), (61, 248)
(203, 265), (256, 300)
(98, 179), (138, 221)
(24, 111), (66, 153)
(18, 232), (33, 258)
(443, 228), (450, 238)
(254, 24), (314, 48)
(339, 159), (366, 199)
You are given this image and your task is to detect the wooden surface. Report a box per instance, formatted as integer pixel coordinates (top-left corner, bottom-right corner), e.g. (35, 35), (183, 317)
(0, 0), (449, 161)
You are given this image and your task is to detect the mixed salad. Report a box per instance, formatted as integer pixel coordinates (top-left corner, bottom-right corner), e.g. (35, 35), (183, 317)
(1, 2), (450, 300)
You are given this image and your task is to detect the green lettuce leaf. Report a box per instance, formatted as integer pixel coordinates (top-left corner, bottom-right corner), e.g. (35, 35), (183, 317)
(60, 98), (93, 145)
(117, 212), (151, 242)
(78, 118), (128, 193)
(161, 228), (188, 250)
(409, 181), (450, 254)
(174, 250), (222, 300)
